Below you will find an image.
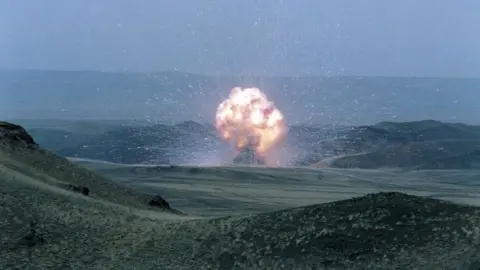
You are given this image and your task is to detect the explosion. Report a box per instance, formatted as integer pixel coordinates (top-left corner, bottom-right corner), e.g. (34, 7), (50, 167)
(215, 87), (287, 160)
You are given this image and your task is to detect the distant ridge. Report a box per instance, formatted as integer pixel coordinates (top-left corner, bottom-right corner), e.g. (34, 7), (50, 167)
(330, 120), (480, 169)
(16, 118), (480, 169)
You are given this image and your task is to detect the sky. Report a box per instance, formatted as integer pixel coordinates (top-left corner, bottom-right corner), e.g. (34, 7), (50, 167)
(1, 0), (479, 77)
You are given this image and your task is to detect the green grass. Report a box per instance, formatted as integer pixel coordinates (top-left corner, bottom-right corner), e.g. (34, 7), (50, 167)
(3, 122), (480, 268)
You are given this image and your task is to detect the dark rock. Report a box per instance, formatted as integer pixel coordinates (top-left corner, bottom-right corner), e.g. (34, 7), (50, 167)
(148, 195), (184, 215)
(68, 184), (90, 196)
(148, 195), (171, 210)
(0, 121), (38, 149)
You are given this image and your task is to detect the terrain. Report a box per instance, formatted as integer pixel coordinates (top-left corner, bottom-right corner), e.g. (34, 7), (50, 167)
(328, 120), (480, 169)
(4, 69), (480, 170)
(19, 118), (480, 170)
(2, 121), (480, 269)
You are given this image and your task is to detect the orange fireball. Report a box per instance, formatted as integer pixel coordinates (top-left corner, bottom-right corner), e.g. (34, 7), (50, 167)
(215, 87), (287, 156)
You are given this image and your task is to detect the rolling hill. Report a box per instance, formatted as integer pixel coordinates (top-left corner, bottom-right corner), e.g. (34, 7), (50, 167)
(2, 121), (480, 269)
(23, 118), (480, 170)
(330, 120), (480, 169)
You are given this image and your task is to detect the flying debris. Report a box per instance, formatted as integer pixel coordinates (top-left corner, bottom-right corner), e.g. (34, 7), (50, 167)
(232, 143), (266, 165)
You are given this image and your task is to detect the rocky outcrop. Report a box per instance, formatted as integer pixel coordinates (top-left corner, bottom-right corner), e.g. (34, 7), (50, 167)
(148, 195), (171, 209)
(0, 121), (38, 149)
(68, 184), (90, 196)
(148, 194), (183, 214)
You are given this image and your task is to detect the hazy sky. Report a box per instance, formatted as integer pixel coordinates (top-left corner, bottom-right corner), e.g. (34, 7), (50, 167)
(1, 0), (479, 77)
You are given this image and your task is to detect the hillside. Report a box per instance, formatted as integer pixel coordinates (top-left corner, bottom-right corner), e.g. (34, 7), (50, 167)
(25, 119), (480, 170)
(330, 120), (480, 169)
(2, 121), (480, 269)
(0, 121), (182, 214)
(26, 121), (341, 166)
(55, 120), (222, 164)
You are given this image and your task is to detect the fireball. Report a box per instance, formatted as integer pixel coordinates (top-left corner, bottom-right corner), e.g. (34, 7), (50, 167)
(215, 87), (287, 156)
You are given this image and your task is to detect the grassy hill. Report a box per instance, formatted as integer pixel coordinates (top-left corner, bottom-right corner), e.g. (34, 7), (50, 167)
(2, 121), (480, 268)
(13, 118), (480, 170)
(331, 120), (480, 169)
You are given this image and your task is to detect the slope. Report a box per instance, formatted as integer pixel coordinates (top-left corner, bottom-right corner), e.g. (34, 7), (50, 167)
(2, 121), (480, 269)
(330, 120), (480, 169)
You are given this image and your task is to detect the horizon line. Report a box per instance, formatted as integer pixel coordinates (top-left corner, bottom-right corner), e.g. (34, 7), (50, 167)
(1, 67), (479, 80)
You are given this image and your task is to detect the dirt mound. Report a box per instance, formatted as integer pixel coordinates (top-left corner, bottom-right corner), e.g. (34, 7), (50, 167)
(190, 192), (480, 269)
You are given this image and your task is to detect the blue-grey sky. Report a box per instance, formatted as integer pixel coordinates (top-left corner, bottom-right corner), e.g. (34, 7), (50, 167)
(1, 0), (479, 77)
